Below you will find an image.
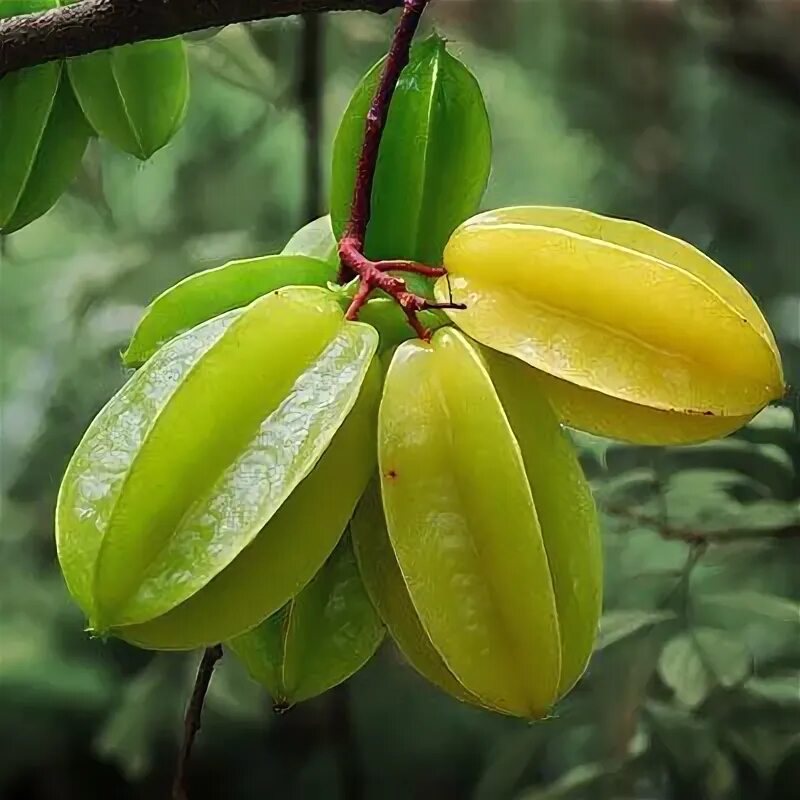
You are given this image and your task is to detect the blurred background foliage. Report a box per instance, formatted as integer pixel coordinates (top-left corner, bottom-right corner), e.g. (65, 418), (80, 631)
(1, 1), (799, 798)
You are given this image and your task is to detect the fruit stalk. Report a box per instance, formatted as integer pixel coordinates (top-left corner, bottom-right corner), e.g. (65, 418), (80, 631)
(173, 644), (224, 800)
(337, 0), (464, 338)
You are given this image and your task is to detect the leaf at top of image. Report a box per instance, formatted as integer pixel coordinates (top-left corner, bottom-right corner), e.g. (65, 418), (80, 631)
(331, 34), (491, 265)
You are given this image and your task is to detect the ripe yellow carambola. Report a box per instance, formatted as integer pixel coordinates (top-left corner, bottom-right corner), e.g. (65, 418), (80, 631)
(357, 328), (602, 718)
(436, 207), (784, 444)
(56, 287), (380, 649)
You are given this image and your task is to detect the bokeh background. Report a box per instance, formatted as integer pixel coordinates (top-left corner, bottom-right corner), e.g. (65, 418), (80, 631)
(1, 1), (799, 798)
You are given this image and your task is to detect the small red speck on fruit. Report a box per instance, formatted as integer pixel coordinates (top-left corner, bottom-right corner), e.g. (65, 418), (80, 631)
(386, 469), (398, 480)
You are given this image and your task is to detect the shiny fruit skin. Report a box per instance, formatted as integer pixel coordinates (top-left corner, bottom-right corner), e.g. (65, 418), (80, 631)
(57, 287), (379, 642)
(436, 206), (784, 445)
(378, 328), (562, 717)
(229, 534), (384, 708)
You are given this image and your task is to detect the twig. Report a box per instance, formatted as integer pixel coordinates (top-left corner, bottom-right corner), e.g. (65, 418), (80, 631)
(329, 683), (363, 800)
(299, 14), (325, 222)
(337, 0), (465, 338)
(0, 0), (403, 79)
(604, 504), (800, 544)
(172, 645), (224, 800)
(339, 0), (430, 262)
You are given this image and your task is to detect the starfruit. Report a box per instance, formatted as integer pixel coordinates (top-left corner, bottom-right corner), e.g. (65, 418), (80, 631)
(436, 207), (785, 445)
(229, 534), (384, 710)
(123, 254), (337, 367)
(331, 35), (491, 266)
(56, 287), (380, 649)
(0, 0), (91, 233)
(355, 328), (602, 718)
(282, 214), (340, 267)
(66, 29), (188, 159)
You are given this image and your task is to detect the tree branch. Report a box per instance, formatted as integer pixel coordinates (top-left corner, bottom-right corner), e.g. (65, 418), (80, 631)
(172, 645), (224, 800)
(0, 0), (403, 79)
(335, 0), (464, 338)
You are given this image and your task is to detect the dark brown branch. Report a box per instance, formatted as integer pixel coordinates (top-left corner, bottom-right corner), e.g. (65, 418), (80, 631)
(0, 0), (403, 79)
(605, 504), (800, 545)
(172, 645), (224, 800)
(299, 13), (325, 222)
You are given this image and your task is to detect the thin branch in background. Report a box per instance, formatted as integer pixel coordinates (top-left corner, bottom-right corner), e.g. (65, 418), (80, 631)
(300, 13), (325, 222)
(0, 0), (403, 79)
(172, 645), (224, 800)
(329, 683), (364, 800)
(604, 503), (800, 544)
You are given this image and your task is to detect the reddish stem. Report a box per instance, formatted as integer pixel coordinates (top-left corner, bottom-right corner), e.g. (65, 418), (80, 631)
(338, 0), (465, 339)
(341, 240), (464, 340)
(340, 0), (431, 270)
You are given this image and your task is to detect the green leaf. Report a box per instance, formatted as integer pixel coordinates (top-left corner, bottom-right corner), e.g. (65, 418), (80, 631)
(67, 37), (189, 159)
(698, 591), (800, 625)
(122, 254), (337, 366)
(693, 628), (751, 688)
(744, 674), (800, 706)
(659, 629), (751, 707)
(644, 700), (716, 777)
(57, 288), (379, 636)
(595, 610), (676, 651)
(520, 763), (612, 800)
(282, 214), (339, 266)
(331, 34), (491, 264)
(658, 633), (711, 708)
(229, 534), (385, 708)
(94, 657), (188, 780)
(0, 64), (91, 233)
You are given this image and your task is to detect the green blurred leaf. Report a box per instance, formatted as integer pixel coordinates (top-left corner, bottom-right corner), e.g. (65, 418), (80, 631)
(520, 762), (611, 800)
(94, 656), (188, 780)
(698, 591), (800, 625)
(744, 674), (800, 706)
(595, 610), (676, 651)
(331, 34), (491, 264)
(693, 628), (751, 689)
(659, 633), (711, 708)
(644, 700), (716, 777)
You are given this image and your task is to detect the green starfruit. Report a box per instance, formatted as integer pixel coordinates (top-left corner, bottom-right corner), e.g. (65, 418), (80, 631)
(57, 287), (380, 649)
(0, 0), (91, 233)
(331, 34), (491, 266)
(229, 534), (384, 709)
(66, 32), (189, 159)
(123, 254), (337, 367)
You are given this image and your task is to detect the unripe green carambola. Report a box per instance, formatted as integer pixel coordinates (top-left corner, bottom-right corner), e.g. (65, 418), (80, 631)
(0, 0), (92, 233)
(229, 534), (385, 710)
(66, 24), (189, 160)
(56, 287), (380, 649)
